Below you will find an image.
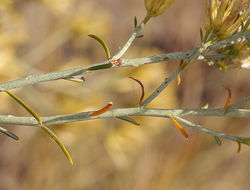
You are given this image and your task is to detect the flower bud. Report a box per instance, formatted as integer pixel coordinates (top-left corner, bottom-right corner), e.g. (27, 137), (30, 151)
(144, 0), (175, 18)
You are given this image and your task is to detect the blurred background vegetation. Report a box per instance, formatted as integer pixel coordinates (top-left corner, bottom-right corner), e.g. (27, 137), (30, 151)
(0, 0), (250, 189)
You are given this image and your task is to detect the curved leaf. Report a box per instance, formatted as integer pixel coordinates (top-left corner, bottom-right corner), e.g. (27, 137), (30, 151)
(40, 125), (73, 165)
(88, 34), (111, 59)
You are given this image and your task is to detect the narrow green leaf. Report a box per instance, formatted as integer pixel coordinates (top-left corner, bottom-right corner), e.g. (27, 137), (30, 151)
(0, 126), (19, 140)
(242, 18), (250, 31)
(117, 116), (140, 126)
(204, 30), (212, 43)
(40, 125), (73, 165)
(237, 142), (241, 153)
(207, 30), (217, 42)
(134, 16), (138, 28)
(214, 136), (222, 146)
(136, 35), (144, 38)
(2, 90), (73, 165)
(3, 90), (42, 124)
(86, 63), (113, 71)
(64, 76), (85, 83)
(200, 28), (204, 44)
(88, 34), (111, 59)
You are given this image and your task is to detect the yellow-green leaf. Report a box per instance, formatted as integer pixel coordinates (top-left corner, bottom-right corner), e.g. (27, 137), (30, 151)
(86, 63), (113, 71)
(0, 126), (19, 140)
(214, 136), (222, 146)
(2, 89), (73, 165)
(88, 34), (111, 59)
(134, 16), (138, 28)
(41, 125), (73, 165)
(3, 90), (42, 124)
(64, 76), (85, 83)
(117, 116), (140, 126)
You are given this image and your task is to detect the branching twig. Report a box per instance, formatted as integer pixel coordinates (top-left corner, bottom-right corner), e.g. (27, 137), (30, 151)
(141, 42), (208, 106)
(174, 116), (250, 146)
(1, 107), (249, 126)
(0, 30), (249, 91)
(0, 1), (249, 165)
(141, 66), (182, 106)
(1, 106), (249, 147)
(111, 18), (148, 60)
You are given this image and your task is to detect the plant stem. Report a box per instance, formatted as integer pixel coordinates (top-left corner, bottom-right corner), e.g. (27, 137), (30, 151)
(0, 30), (248, 91)
(0, 107), (249, 126)
(111, 18), (147, 60)
(1, 106), (249, 146)
(174, 116), (249, 145)
(141, 43), (206, 107)
(141, 66), (182, 107)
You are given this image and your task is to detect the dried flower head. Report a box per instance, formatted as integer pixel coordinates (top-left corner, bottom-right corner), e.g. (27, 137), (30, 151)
(144, 0), (175, 18)
(203, 0), (250, 71)
(205, 0), (249, 41)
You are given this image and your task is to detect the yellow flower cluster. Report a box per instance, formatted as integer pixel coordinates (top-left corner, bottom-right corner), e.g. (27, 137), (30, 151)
(204, 0), (249, 70)
(205, 0), (249, 41)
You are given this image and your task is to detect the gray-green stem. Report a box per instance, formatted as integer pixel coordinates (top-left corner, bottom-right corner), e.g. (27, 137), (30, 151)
(1, 107), (249, 126)
(111, 15), (149, 60)
(1, 29), (249, 91)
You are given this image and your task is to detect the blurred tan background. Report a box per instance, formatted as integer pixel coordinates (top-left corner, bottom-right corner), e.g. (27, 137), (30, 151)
(0, 0), (250, 189)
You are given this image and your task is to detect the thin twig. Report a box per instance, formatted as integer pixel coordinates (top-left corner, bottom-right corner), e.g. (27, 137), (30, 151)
(141, 37), (220, 107)
(111, 20), (146, 60)
(0, 30), (248, 91)
(141, 67), (183, 106)
(1, 107), (249, 147)
(0, 107), (249, 126)
(174, 116), (250, 145)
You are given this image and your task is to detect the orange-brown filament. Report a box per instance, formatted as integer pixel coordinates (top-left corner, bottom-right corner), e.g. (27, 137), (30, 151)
(129, 76), (145, 105)
(223, 85), (231, 111)
(171, 117), (189, 138)
(177, 74), (181, 86)
(90, 102), (113, 116)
